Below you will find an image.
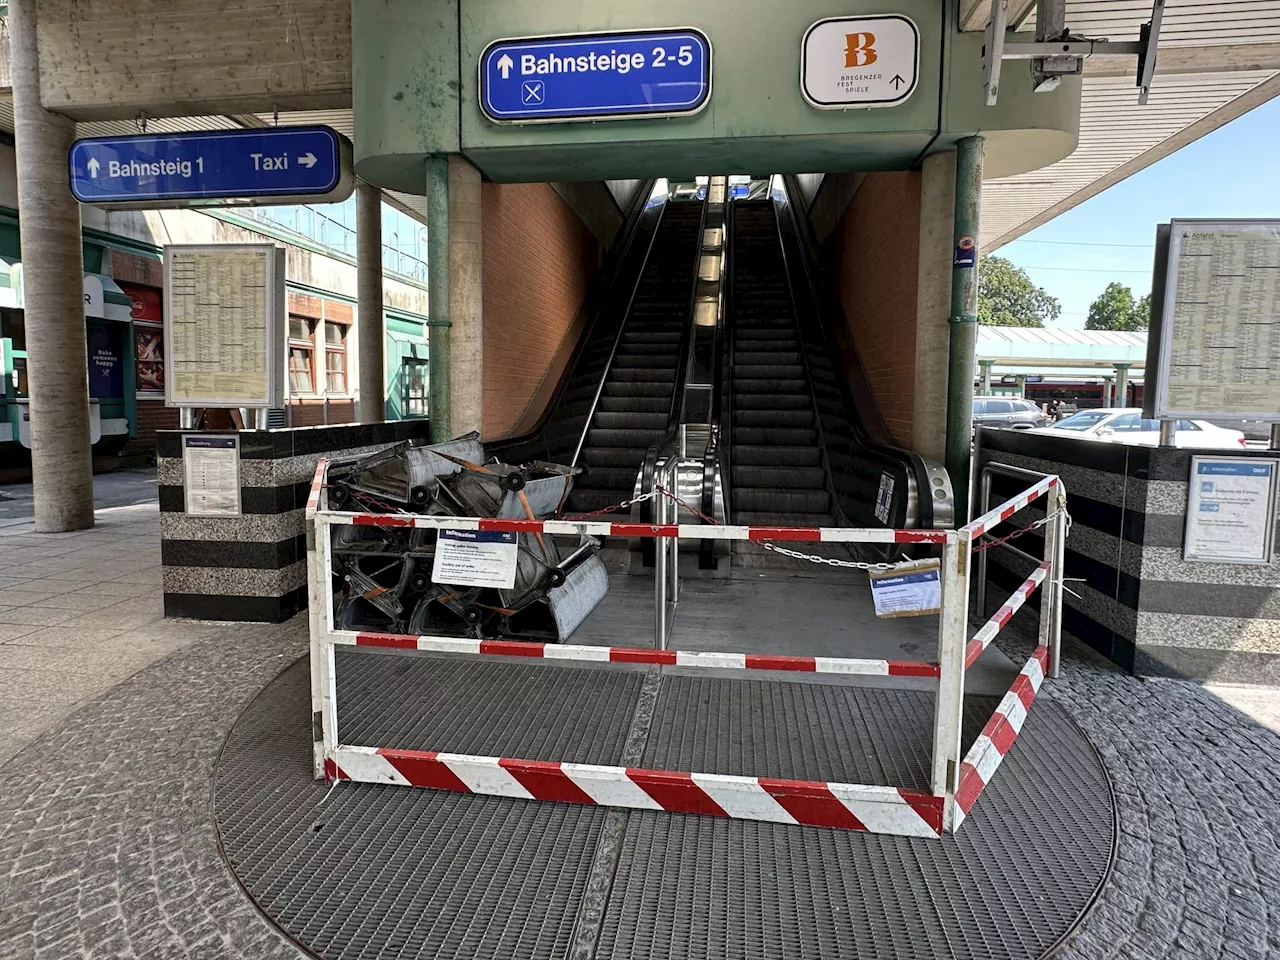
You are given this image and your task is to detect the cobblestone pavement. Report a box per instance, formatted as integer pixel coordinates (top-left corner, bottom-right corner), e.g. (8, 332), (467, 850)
(0, 601), (1277, 957)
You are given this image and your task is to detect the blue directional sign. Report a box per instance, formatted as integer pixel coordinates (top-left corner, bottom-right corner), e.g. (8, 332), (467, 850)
(480, 29), (712, 123)
(69, 126), (347, 204)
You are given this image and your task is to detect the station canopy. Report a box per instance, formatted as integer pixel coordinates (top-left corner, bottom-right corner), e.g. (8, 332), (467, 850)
(0, 0), (1274, 237)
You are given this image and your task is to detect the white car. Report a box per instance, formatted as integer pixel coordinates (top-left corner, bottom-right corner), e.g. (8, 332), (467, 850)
(1031, 408), (1247, 449)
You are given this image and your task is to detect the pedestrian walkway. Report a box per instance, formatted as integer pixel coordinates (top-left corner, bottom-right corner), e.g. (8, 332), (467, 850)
(0, 473), (1278, 958)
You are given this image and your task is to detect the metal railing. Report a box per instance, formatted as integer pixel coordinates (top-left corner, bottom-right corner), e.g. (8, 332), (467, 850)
(305, 459), (1068, 837)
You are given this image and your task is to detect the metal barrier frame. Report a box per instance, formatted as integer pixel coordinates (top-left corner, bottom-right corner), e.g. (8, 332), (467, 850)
(305, 458), (1066, 838)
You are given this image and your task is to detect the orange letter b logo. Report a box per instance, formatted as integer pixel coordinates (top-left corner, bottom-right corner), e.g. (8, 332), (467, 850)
(845, 32), (877, 67)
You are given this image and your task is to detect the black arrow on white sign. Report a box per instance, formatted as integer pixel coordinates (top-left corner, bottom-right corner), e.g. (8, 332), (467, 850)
(890, 74), (905, 90)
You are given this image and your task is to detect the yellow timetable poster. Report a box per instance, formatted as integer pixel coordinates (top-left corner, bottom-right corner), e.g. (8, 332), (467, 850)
(1159, 222), (1280, 418)
(164, 245), (283, 407)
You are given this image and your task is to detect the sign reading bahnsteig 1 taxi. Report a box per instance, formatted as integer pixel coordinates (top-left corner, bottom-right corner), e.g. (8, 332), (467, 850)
(801, 15), (919, 109)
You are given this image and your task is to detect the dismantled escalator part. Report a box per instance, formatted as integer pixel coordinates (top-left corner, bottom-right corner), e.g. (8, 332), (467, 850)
(329, 433), (608, 642)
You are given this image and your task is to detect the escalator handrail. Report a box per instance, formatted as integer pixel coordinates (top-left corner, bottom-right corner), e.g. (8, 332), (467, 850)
(771, 179), (936, 529)
(488, 179), (660, 462)
(569, 191), (669, 470)
(639, 196), (712, 525)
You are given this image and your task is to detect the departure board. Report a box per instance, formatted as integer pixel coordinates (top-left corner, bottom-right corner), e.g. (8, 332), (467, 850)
(163, 244), (285, 408)
(1155, 220), (1280, 421)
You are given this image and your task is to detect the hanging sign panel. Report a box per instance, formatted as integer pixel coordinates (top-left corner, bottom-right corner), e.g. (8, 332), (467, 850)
(1155, 219), (1280, 421)
(479, 29), (712, 123)
(432, 529), (520, 589)
(801, 15), (919, 109)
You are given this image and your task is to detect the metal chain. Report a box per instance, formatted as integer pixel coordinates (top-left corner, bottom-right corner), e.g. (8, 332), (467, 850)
(756, 541), (903, 572)
(973, 508), (1071, 553)
(561, 488), (659, 522)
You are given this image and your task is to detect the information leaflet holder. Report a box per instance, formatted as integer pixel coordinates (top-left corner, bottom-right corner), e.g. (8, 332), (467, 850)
(163, 244), (286, 429)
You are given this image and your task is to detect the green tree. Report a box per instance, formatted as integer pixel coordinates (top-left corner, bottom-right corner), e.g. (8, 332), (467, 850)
(977, 256), (1060, 327)
(1086, 283), (1149, 331)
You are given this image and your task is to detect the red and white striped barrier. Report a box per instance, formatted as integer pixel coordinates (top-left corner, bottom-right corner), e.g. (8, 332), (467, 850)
(322, 509), (950, 544)
(964, 564), (1050, 670)
(343, 631), (942, 678)
(324, 746), (944, 837)
(306, 458), (327, 519)
(952, 644), (1049, 827)
(963, 475), (1058, 539)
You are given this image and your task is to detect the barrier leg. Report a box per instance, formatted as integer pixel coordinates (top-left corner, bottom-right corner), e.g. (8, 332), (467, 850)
(1048, 486), (1067, 679)
(655, 490), (668, 651)
(975, 470), (992, 615)
(931, 531), (970, 823)
(307, 513), (327, 778)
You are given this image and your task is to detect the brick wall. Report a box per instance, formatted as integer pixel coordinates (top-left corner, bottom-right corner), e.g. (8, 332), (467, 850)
(828, 172), (921, 447)
(482, 182), (597, 439)
(126, 400), (179, 456)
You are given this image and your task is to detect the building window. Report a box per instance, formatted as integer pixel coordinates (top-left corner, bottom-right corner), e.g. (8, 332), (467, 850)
(288, 315), (316, 394)
(324, 321), (348, 394)
(134, 324), (165, 395)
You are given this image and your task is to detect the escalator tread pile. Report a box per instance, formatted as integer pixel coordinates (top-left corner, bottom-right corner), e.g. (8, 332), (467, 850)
(324, 433), (608, 643)
(729, 201), (848, 568)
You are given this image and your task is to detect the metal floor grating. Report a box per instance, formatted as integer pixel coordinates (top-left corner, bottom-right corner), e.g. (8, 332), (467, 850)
(216, 655), (1115, 960)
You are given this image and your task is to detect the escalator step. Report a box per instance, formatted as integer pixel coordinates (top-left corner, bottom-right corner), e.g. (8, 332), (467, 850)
(732, 393), (812, 410)
(731, 465), (826, 489)
(607, 367), (676, 383)
(581, 447), (649, 468)
(593, 411), (667, 430)
(731, 409), (813, 428)
(612, 353), (681, 368)
(733, 351), (802, 365)
(597, 395), (669, 413)
(732, 364), (807, 380)
(734, 511), (838, 528)
(580, 466), (641, 490)
(603, 381), (677, 398)
(732, 445), (822, 466)
(588, 427), (663, 447)
(734, 378), (808, 393)
(563, 491), (633, 515)
(733, 426), (818, 445)
(731, 488), (831, 513)
(736, 339), (801, 352)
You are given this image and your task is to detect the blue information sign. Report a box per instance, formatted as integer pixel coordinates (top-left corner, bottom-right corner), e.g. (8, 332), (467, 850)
(480, 29), (711, 123)
(69, 126), (346, 204)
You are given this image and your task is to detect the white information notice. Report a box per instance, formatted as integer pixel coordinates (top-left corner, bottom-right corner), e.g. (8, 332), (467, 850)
(432, 529), (520, 589)
(1183, 457), (1278, 565)
(869, 560), (941, 619)
(1157, 221), (1280, 420)
(801, 15), (919, 109)
(182, 435), (242, 516)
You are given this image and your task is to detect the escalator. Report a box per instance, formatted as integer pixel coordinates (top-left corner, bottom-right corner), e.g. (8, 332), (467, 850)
(492, 192), (705, 520)
(718, 194), (949, 567)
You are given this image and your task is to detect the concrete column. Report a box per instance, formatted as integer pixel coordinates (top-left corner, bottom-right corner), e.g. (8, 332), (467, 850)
(1102, 377), (1115, 408)
(945, 137), (984, 523)
(979, 361), (994, 395)
(1015, 374), (1027, 397)
(912, 151), (956, 464)
(1113, 363), (1131, 408)
(10, 0), (94, 532)
(448, 155), (483, 437)
(355, 180), (385, 423)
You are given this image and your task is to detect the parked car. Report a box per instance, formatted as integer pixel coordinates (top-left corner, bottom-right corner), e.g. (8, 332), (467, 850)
(1029, 408), (1247, 448)
(972, 396), (1050, 431)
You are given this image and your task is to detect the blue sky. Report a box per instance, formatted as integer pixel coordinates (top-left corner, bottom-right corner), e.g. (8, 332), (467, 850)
(994, 94), (1280, 329)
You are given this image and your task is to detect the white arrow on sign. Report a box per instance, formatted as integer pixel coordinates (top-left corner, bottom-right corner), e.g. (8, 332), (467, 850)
(297, 152), (318, 169)
(497, 53), (514, 80)
(87, 157), (100, 178)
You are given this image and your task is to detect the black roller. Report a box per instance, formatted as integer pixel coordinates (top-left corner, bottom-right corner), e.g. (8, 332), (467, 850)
(544, 568), (567, 589)
(329, 483), (351, 507)
(409, 485), (431, 506)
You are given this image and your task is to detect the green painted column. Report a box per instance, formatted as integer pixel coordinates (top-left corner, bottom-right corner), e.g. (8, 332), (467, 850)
(978, 360), (994, 395)
(426, 155), (451, 441)
(945, 136), (984, 524)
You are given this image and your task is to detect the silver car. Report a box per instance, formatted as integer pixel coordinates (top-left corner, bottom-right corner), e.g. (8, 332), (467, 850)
(972, 396), (1049, 431)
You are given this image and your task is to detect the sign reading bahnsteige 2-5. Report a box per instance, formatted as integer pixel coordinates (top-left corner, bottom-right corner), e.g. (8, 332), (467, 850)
(68, 126), (350, 205)
(480, 29), (711, 123)
(801, 16), (919, 109)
